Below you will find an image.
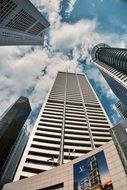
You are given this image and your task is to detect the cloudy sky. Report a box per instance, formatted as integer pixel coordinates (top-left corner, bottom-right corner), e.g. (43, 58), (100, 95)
(1, 0), (127, 127)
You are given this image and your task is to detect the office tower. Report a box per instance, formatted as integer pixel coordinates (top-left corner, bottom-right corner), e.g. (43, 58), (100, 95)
(0, 96), (31, 178)
(0, 125), (30, 186)
(14, 72), (112, 181)
(91, 43), (127, 105)
(115, 101), (127, 119)
(0, 0), (49, 45)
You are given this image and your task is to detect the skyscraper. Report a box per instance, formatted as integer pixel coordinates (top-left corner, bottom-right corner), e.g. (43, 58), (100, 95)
(0, 0), (49, 45)
(14, 72), (112, 181)
(0, 125), (30, 186)
(91, 43), (127, 105)
(115, 101), (127, 119)
(0, 96), (31, 178)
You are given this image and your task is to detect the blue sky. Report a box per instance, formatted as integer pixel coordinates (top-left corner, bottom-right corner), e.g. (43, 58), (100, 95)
(63, 0), (127, 35)
(1, 0), (127, 127)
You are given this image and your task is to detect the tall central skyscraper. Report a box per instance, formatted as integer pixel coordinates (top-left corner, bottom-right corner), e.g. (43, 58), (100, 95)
(91, 43), (127, 106)
(14, 72), (112, 181)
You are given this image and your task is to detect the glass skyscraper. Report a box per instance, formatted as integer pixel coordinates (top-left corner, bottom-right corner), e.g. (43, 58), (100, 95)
(91, 43), (127, 105)
(0, 125), (30, 187)
(0, 96), (31, 181)
(14, 72), (112, 181)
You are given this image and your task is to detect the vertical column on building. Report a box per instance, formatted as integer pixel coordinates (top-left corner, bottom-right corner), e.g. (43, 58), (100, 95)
(76, 74), (95, 150)
(58, 73), (67, 165)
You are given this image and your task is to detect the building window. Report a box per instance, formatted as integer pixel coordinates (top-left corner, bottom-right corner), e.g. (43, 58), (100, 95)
(37, 183), (64, 190)
(6, 9), (36, 32)
(27, 22), (45, 35)
(1, 0), (17, 23)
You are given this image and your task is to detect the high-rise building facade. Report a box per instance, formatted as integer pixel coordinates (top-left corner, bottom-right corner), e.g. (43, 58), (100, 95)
(0, 0), (49, 45)
(115, 101), (127, 119)
(0, 125), (30, 186)
(91, 43), (127, 105)
(3, 140), (127, 190)
(110, 119), (127, 174)
(14, 72), (112, 181)
(0, 96), (31, 179)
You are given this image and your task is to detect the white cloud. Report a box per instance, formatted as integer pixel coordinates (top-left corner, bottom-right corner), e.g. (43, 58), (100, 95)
(86, 65), (118, 100)
(30, 0), (61, 25)
(0, 45), (81, 116)
(50, 19), (96, 51)
(65, 0), (78, 17)
(91, 2), (95, 7)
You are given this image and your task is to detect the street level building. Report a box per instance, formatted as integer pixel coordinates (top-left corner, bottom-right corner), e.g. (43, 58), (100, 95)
(115, 101), (127, 119)
(0, 0), (49, 45)
(14, 72), (112, 181)
(3, 139), (127, 190)
(0, 96), (31, 181)
(91, 43), (127, 105)
(110, 119), (127, 173)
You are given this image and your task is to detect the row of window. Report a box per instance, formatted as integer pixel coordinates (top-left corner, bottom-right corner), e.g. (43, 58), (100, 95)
(28, 22), (45, 36)
(6, 9), (36, 32)
(38, 183), (64, 190)
(98, 60), (127, 83)
(98, 48), (127, 72)
(1, 0), (17, 23)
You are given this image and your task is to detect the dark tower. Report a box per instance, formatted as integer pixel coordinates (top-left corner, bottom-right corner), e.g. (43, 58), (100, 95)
(0, 96), (31, 177)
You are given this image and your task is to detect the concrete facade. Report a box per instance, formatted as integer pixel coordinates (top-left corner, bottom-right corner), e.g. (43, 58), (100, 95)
(3, 140), (127, 190)
(0, 0), (49, 45)
(14, 72), (112, 181)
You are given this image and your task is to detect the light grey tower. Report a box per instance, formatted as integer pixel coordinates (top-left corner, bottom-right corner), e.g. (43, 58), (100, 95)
(14, 72), (112, 181)
(0, 0), (49, 45)
(91, 43), (127, 106)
